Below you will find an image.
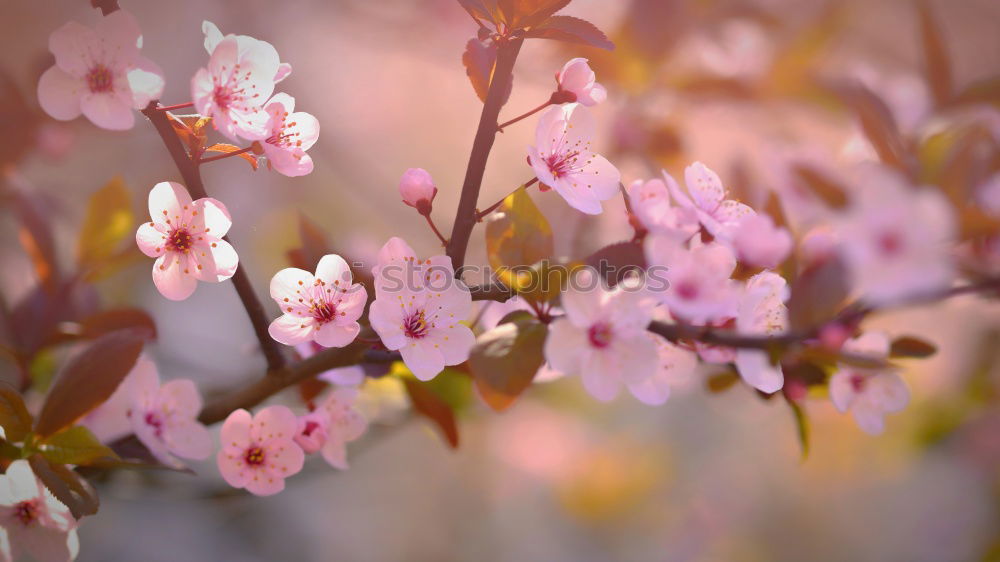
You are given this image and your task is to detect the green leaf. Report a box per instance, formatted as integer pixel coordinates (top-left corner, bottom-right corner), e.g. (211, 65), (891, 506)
(35, 330), (144, 438)
(402, 377), (460, 448)
(524, 15), (615, 50)
(77, 177), (134, 269)
(485, 186), (554, 294)
(40, 425), (118, 466)
(889, 336), (937, 359)
(28, 453), (100, 519)
(0, 383), (32, 443)
(469, 311), (547, 412)
(787, 398), (810, 460)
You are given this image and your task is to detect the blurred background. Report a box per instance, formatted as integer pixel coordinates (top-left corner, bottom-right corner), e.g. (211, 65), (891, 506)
(3, 0), (1000, 560)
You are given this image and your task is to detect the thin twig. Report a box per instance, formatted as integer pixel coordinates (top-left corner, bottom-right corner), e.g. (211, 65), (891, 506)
(423, 214), (449, 247)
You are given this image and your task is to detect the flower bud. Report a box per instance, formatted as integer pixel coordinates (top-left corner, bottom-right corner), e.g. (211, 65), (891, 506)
(294, 412), (329, 454)
(399, 168), (438, 215)
(555, 58), (606, 107)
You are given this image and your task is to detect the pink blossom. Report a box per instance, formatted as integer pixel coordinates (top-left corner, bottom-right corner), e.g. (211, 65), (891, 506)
(734, 271), (789, 393)
(398, 168), (438, 214)
(313, 388), (368, 469)
(257, 93), (319, 177)
(268, 254), (367, 348)
(626, 335), (699, 405)
(829, 333), (910, 435)
(135, 181), (238, 301)
(293, 411), (328, 455)
(731, 213), (792, 268)
(37, 9), (164, 131)
(217, 406), (305, 496)
(666, 161), (755, 240)
(626, 177), (698, 237)
(543, 271), (659, 402)
(527, 103), (621, 215)
(555, 58), (607, 106)
(0, 460), (78, 562)
(369, 237), (475, 381)
(837, 166), (955, 305)
(191, 21), (287, 141)
(644, 235), (740, 324)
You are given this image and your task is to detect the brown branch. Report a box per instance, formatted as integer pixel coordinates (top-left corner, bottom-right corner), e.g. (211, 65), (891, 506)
(446, 37), (524, 272)
(141, 103), (286, 372)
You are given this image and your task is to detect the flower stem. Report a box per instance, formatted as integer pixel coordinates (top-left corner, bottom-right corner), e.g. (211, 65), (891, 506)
(476, 177), (538, 221)
(197, 146), (255, 165)
(497, 100), (552, 132)
(157, 102), (195, 112)
(424, 214), (449, 247)
(140, 102), (286, 373)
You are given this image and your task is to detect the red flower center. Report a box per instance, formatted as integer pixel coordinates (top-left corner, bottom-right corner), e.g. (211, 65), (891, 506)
(13, 500), (38, 526)
(167, 228), (193, 252)
(86, 64), (114, 93)
(244, 446), (266, 466)
(144, 411), (164, 438)
(849, 373), (866, 392)
(877, 231), (904, 257)
(310, 301), (337, 324)
(587, 322), (613, 348)
(544, 150), (580, 179)
(403, 309), (431, 339)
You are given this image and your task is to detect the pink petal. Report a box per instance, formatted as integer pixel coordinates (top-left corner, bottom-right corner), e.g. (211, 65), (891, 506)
(314, 254), (351, 286)
(313, 322), (360, 348)
(269, 314), (315, 346)
(244, 470), (287, 496)
(263, 438), (305, 476)
(735, 349), (784, 393)
(195, 197), (232, 237)
(269, 267), (315, 304)
(828, 371), (856, 413)
(250, 406), (298, 442)
(48, 21), (96, 75)
(163, 420), (212, 460)
(220, 409), (252, 449)
(580, 353), (622, 402)
(37, 66), (83, 121)
(320, 438), (349, 470)
(201, 21), (224, 54)
(127, 57), (165, 109)
(266, 147), (314, 177)
(9, 523), (76, 562)
(426, 324), (475, 365)
(376, 237), (416, 268)
(368, 299), (407, 350)
(288, 111), (319, 151)
(274, 63), (293, 83)
(152, 254), (197, 301)
(543, 319), (587, 375)
(399, 341), (446, 381)
(94, 9), (142, 57)
(80, 92), (135, 131)
(135, 222), (166, 257)
(684, 161), (726, 211)
(157, 379), (202, 418)
(217, 448), (251, 488)
(147, 181), (193, 222)
(192, 238), (238, 282)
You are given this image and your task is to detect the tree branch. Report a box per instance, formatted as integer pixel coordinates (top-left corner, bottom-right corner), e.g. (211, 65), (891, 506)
(141, 103), (287, 372)
(446, 37), (524, 272)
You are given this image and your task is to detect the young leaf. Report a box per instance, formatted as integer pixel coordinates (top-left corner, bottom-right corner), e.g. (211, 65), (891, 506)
(498, 0), (571, 29)
(462, 38), (498, 103)
(169, 113), (209, 155)
(40, 425), (119, 466)
(917, 0), (952, 108)
(0, 383), (33, 442)
(79, 308), (157, 341)
(787, 256), (850, 332)
(485, 186), (554, 278)
(829, 82), (909, 172)
(403, 377), (460, 448)
(469, 311), (547, 412)
(787, 398), (810, 460)
(204, 143), (259, 170)
(524, 15), (615, 50)
(456, 0), (498, 26)
(706, 371), (739, 393)
(584, 241), (646, 287)
(9, 188), (58, 291)
(28, 454), (100, 519)
(890, 336), (937, 358)
(77, 177), (133, 270)
(34, 330), (144, 438)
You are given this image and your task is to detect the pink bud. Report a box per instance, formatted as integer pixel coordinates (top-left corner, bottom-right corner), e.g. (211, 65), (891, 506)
(294, 412), (329, 454)
(818, 323), (851, 352)
(732, 214), (793, 269)
(399, 168), (438, 215)
(556, 58), (607, 107)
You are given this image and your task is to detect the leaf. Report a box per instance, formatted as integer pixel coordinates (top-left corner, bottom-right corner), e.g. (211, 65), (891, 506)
(485, 186), (554, 293)
(787, 398), (810, 460)
(917, 0), (952, 108)
(787, 256), (850, 332)
(498, 0), (571, 28)
(28, 453), (99, 519)
(469, 311), (547, 411)
(403, 377), (459, 448)
(0, 383), (32, 442)
(8, 188), (58, 292)
(204, 143), (259, 170)
(791, 164), (848, 209)
(456, 0), (498, 25)
(462, 39), (497, 103)
(584, 241), (646, 287)
(169, 113), (209, 155)
(77, 177), (133, 270)
(40, 425), (119, 466)
(34, 330), (144, 438)
(525, 15), (615, 50)
(890, 336), (937, 358)
(80, 308), (157, 341)
(829, 82), (909, 172)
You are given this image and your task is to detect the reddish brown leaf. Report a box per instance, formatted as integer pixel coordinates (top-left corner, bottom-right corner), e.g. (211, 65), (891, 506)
(35, 330), (145, 438)
(498, 0), (571, 28)
(787, 256), (850, 331)
(80, 308), (156, 340)
(525, 15), (614, 50)
(584, 241), (646, 287)
(8, 188), (58, 292)
(28, 454), (99, 519)
(403, 378), (459, 448)
(890, 336), (937, 358)
(456, 0), (499, 26)
(829, 82), (909, 172)
(917, 0), (952, 108)
(792, 164), (848, 209)
(168, 114), (209, 155)
(469, 311), (547, 412)
(0, 382), (32, 442)
(204, 143), (259, 170)
(462, 38), (497, 103)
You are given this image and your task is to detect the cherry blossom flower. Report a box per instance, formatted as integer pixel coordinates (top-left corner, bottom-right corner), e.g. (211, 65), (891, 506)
(626, 177), (698, 237)
(37, 9), (164, 131)
(0, 460), (78, 562)
(369, 237), (475, 381)
(398, 168), (438, 214)
(543, 271), (660, 402)
(829, 333), (910, 435)
(256, 93), (319, 177)
(666, 161), (755, 240)
(192, 21), (287, 141)
(837, 166), (956, 305)
(733, 271), (789, 393)
(268, 254), (367, 348)
(135, 181), (238, 301)
(83, 356), (211, 467)
(626, 335), (699, 405)
(644, 235), (740, 324)
(731, 213), (792, 269)
(296, 388), (367, 469)
(217, 406), (305, 496)
(555, 58), (606, 106)
(527, 103), (621, 215)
